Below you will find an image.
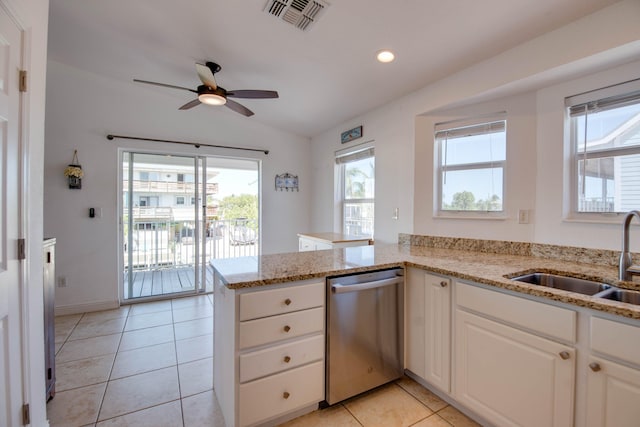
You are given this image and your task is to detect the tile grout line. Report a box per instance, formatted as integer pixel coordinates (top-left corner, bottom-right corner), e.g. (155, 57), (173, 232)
(50, 296), (215, 426)
(93, 307), (128, 425)
(171, 298), (188, 427)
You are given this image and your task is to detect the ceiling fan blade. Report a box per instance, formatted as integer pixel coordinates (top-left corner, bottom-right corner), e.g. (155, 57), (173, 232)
(225, 98), (254, 117)
(133, 79), (196, 93)
(179, 98), (202, 110)
(227, 90), (279, 99)
(196, 63), (217, 89)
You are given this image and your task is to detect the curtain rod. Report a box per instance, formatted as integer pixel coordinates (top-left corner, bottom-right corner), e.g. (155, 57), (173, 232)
(106, 134), (269, 155)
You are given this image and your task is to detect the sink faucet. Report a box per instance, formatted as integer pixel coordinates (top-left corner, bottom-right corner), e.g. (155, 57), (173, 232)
(619, 210), (640, 281)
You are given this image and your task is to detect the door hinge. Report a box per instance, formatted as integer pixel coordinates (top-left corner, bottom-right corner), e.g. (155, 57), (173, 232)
(18, 238), (26, 260)
(19, 70), (27, 92)
(22, 403), (30, 425)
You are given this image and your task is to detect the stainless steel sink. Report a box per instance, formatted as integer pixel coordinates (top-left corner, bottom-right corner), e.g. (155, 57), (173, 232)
(510, 273), (611, 295)
(597, 288), (640, 305)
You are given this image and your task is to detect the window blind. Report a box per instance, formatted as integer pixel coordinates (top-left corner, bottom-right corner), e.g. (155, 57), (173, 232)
(566, 78), (640, 116)
(434, 112), (507, 140)
(335, 147), (375, 164)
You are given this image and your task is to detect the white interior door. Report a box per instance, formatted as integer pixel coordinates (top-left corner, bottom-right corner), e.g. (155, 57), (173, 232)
(0, 6), (25, 426)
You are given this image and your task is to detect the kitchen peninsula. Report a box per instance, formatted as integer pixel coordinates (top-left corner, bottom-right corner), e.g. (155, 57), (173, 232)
(211, 236), (640, 427)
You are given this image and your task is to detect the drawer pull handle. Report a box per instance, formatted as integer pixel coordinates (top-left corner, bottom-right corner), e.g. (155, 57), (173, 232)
(284, 356), (291, 363)
(589, 362), (601, 372)
(559, 351), (570, 360)
(283, 391), (290, 399)
(284, 298), (292, 306)
(440, 281), (448, 287)
(283, 325), (291, 332)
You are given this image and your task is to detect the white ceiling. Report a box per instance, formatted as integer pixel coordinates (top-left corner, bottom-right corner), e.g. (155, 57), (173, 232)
(47, 0), (620, 138)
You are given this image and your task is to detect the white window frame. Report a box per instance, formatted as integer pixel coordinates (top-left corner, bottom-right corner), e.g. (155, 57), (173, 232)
(335, 143), (374, 237)
(176, 196), (185, 205)
(566, 79), (640, 220)
(434, 115), (507, 218)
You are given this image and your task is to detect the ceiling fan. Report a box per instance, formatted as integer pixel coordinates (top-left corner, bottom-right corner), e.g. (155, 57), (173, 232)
(133, 61), (279, 117)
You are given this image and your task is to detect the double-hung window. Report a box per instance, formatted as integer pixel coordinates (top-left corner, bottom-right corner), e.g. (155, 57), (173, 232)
(566, 79), (640, 214)
(336, 146), (374, 237)
(435, 116), (506, 215)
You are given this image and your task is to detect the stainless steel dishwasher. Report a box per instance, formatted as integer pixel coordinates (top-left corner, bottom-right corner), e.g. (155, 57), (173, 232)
(325, 268), (404, 405)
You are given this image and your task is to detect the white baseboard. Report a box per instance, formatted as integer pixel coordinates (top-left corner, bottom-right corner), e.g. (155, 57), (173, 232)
(55, 300), (120, 316)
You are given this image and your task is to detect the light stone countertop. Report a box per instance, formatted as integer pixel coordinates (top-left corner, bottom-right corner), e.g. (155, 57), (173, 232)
(211, 243), (640, 320)
(297, 232), (372, 244)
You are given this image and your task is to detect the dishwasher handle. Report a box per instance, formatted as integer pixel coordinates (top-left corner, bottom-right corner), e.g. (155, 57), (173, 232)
(331, 277), (403, 294)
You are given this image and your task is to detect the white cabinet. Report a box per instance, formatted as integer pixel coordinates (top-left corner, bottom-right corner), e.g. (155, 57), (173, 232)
(298, 235), (370, 252)
(214, 278), (325, 427)
(585, 356), (640, 427)
(585, 316), (640, 427)
(405, 268), (451, 392)
(454, 282), (575, 427)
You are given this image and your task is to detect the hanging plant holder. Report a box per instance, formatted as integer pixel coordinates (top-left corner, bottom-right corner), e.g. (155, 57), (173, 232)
(64, 150), (84, 189)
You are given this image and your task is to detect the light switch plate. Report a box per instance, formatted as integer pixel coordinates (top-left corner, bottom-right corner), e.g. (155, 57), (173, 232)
(518, 209), (529, 224)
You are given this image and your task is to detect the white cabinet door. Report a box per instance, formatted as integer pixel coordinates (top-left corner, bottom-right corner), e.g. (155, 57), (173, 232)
(454, 309), (575, 427)
(405, 269), (451, 391)
(424, 274), (451, 392)
(298, 237), (315, 251)
(586, 356), (640, 427)
(405, 268), (425, 377)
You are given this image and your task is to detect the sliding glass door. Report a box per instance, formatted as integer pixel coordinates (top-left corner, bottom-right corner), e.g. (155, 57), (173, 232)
(121, 152), (260, 301)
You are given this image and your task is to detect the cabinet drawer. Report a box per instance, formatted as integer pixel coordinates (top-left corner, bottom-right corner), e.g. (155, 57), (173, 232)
(239, 361), (324, 427)
(456, 281), (576, 343)
(591, 316), (640, 366)
(240, 334), (324, 383)
(239, 307), (324, 349)
(239, 282), (324, 321)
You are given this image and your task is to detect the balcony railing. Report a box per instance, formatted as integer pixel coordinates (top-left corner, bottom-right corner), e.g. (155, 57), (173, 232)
(123, 180), (218, 194)
(124, 218), (258, 271)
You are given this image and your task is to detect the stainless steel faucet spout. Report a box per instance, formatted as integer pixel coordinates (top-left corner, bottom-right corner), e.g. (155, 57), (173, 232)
(619, 210), (640, 281)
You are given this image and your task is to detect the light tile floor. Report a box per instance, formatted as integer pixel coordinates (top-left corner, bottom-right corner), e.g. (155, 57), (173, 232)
(48, 294), (480, 427)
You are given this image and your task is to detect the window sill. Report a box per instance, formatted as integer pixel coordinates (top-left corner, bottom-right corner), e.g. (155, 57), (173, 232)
(434, 213), (508, 221)
(563, 214), (626, 225)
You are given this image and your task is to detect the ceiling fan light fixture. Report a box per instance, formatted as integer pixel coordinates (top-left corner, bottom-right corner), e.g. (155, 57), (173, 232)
(376, 49), (395, 63)
(199, 93), (227, 106)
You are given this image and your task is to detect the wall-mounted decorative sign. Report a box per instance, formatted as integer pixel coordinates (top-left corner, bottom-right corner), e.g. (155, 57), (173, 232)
(275, 173), (299, 191)
(341, 125), (363, 144)
(64, 150), (84, 189)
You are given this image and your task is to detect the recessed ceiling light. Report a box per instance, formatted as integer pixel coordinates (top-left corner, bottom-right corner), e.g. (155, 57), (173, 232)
(376, 50), (395, 63)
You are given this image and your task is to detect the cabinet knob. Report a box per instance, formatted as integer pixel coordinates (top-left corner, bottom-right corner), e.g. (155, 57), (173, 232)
(589, 362), (601, 372)
(559, 351), (571, 360)
(284, 356), (291, 363)
(283, 325), (291, 333)
(283, 391), (290, 399)
(440, 281), (448, 287)
(284, 298), (292, 306)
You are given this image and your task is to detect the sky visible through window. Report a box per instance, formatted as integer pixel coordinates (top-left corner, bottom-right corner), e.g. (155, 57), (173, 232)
(211, 168), (258, 199)
(440, 130), (505, 208)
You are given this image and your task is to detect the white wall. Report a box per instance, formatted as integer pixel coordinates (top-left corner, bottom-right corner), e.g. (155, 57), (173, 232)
(310, 0), (640, 249)
(414, 93), (537, 242)
(535, 60), (640, 250)
(44, 61), (311, 312)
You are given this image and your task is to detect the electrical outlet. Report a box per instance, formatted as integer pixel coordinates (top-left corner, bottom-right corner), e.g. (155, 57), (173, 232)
(392, 207), (399, 220)
(57, 277), (67, 288)
(518, 209), (529, 224)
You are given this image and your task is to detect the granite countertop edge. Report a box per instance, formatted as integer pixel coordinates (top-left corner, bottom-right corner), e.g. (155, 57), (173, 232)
(211, 244), (640, 320)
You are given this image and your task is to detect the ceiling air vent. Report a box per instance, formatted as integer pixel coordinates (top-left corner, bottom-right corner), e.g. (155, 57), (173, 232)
(264, 0), (329, 31)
